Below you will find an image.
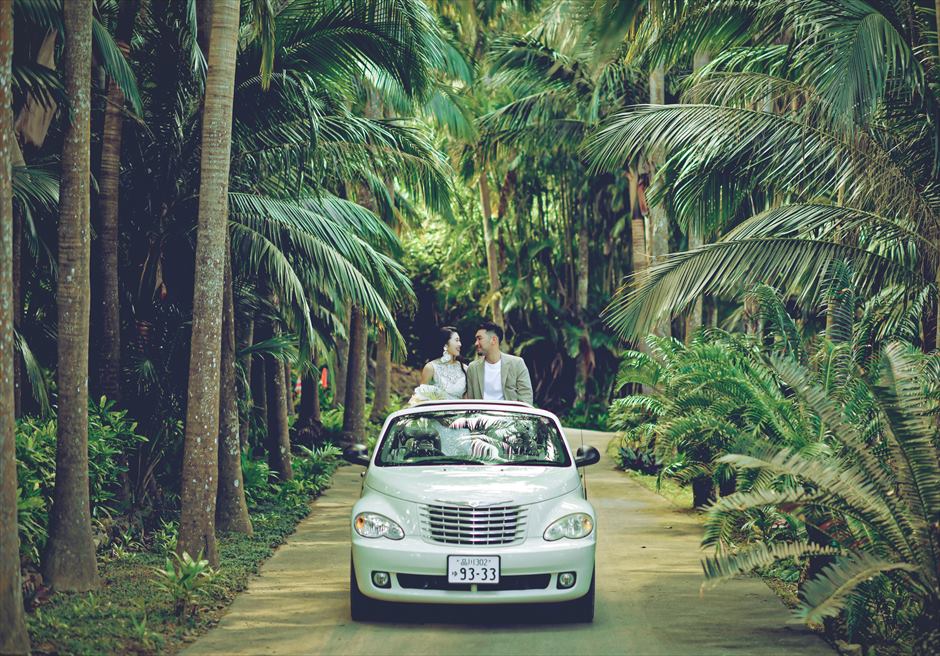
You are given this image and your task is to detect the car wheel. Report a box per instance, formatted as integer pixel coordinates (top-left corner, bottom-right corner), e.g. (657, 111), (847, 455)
(565, 569), (595, 623)
(350, 559), (377, 621)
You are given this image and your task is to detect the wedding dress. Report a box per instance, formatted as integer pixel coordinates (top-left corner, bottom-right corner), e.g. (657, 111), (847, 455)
(408, 359), (466, 405)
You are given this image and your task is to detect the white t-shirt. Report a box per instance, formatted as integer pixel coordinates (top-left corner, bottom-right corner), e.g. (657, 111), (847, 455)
(483, 359), (504, 400)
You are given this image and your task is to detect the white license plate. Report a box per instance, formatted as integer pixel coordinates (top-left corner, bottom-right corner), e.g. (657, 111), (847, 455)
(447, 555), (500, 584)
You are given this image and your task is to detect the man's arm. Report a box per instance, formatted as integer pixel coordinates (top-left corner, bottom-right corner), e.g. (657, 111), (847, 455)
(515, 358), (534, 405)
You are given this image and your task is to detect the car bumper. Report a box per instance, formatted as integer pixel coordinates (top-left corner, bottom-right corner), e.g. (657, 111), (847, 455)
(352, 535), (596, 604)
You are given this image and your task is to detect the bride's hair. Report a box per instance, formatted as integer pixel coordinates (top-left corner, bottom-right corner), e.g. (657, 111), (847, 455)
(437, 325), (462, 361)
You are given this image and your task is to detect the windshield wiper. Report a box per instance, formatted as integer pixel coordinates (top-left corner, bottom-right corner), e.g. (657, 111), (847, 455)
(405, 457), (483, 465)
(505, 458), (557, 466)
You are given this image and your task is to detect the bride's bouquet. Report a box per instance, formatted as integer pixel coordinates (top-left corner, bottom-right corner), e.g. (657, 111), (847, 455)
(407, 383), (449, 407)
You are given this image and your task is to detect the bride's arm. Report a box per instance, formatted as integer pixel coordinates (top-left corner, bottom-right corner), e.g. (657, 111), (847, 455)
(419, 362), (434, 385)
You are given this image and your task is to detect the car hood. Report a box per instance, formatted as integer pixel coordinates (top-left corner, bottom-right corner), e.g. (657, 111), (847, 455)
(364, 465), (579, 505)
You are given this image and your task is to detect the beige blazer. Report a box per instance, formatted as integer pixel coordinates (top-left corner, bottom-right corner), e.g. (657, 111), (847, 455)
(466, 352), (534, 405)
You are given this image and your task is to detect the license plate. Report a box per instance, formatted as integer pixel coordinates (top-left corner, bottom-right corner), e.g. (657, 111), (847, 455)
(447, 555), (500, 584)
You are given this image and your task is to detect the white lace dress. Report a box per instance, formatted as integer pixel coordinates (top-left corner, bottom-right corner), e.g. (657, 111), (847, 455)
(408, 359), (467, 405)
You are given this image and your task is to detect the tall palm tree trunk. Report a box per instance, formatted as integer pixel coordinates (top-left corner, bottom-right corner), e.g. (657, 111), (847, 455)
(235, 310), (253, 450)
(215, 244), (251, 534)
(43, 0), (100, 592)
(265, 345), (293, 481)
(478, 165), (504, 326)
(369, 328), (391, 421)
(249, 329), (267, 449)
(0, 1), (30, 648)
(295, 363), (323, 447)
(94, 0), (139, 403)
(177, 0), (240, 567)
(684, 53), (710, 343)
(648, 65), (670, 338)
(341, 306), (368, 445)
(333, 306), (350, 406)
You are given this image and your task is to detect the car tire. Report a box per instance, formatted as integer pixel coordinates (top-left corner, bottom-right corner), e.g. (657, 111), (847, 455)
(350, 559), (377, 622)
(565, 569), (595, 623)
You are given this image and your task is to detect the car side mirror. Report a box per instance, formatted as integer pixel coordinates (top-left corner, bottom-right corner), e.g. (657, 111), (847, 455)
(343, 444), (371, 467)
(575, 445), (600, 467)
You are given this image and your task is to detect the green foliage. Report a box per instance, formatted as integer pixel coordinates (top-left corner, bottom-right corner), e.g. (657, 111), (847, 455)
(153, 551), (219, 622)
(14, 398), (147, 561)
(608, 281), (940, 649)
(27, 477), (334, 654)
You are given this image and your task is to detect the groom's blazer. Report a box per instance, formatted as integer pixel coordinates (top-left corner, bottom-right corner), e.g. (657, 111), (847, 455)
(467, 352), (534, 405)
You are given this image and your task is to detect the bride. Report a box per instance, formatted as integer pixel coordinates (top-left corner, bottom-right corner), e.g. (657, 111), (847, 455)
(408, 326), (467, 405)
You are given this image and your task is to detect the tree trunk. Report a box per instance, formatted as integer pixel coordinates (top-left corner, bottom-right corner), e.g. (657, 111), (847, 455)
(691, 476), (715, 509)
(43, 0), (100, 592)
(478, 165), (504, 326)
(369, 328), (391, 421)
(265, 346), (293, 481)
(249, 326), (267, 452)
(333, 306), (350, 406)
(215, 245), (251, 534)
(575, 220), (592, 406)
(94, 0), (139, 404)
(11, 194), (20, 417)
(235, 310), (253, 450)
(341, 307), (368, 445)
(684, 53), (710, 344)
(295, 364), (323, 448)
(177, 0), (240, 567)
(284, 359), (293, 420)
(0, 1), (30, 648)
(648, 66), (670, 338)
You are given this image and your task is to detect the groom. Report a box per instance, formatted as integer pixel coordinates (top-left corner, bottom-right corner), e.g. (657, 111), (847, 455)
(467, 322), (534, 405)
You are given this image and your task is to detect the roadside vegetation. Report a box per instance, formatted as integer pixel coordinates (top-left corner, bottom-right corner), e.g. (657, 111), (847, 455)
(2, 1), (939, 655)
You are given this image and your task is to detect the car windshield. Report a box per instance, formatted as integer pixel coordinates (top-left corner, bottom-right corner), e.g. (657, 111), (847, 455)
(375, 410), (570, 467)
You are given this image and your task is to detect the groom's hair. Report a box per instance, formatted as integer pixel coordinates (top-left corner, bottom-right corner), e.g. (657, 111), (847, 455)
(477, 321), (503, 343)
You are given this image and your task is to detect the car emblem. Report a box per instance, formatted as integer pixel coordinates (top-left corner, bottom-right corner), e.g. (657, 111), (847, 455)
(436, 499), (512, 508)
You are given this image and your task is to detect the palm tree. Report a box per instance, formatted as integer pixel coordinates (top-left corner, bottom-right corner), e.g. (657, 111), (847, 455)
(702, 343), (940, 654)
(586, 0), (940, 347)
(94, 0), (140, 404)
(177, 0), (240, 567)
(43, 0), (100, 592)
(0, 0), (29, 649)
(215, 240), (252, 534)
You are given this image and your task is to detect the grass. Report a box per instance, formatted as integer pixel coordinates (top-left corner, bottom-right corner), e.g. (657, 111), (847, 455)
(27, 483), (335, 655)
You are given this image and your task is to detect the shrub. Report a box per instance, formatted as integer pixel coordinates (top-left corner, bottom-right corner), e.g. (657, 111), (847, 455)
(15, 397), (147, 561)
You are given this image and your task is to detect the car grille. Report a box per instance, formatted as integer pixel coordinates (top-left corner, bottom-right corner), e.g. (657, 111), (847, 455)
(397, 573), (550, 591)
(420, 504), (526, 545)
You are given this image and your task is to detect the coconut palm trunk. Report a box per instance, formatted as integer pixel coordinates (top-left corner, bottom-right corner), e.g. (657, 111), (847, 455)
(215, 244), (251, 534)
(647, 65), (670, 338)
(341, 306), (368, 445)
(478, 164), (504, 326)
(333, 306), (350, 406)
(235, 311), (253, 449)
(10, 119), (23, 419)
(265, 341), (293, 481)
(0, 1), (29, 649)
(43, 0), (100, 592)
(94, 0), (139, 403)
(177, 0), (240, 567)
(369, 328), (391, 421)
(684, 53), (710, 343)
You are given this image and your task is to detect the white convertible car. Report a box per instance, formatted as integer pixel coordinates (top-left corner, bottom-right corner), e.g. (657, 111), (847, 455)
(345, 400), (601, 622)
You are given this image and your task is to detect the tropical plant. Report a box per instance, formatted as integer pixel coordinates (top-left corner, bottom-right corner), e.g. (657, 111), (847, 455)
(702, 343), (940, 654)
(585, 0), (940, 351)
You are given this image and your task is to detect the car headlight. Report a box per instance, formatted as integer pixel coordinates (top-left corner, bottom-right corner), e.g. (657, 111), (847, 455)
(354, 512), (405, 540)
(543, 513), (594, 541)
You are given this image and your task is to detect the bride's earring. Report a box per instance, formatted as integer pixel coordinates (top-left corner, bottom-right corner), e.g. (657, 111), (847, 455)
(441, 347), (452, 363)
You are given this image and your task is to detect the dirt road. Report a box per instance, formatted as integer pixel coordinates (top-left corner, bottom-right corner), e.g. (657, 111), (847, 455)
(183, 430), (831, 655)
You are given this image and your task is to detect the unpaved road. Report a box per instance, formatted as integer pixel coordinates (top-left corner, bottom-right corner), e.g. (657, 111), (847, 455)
(184, 430), (831, 655)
